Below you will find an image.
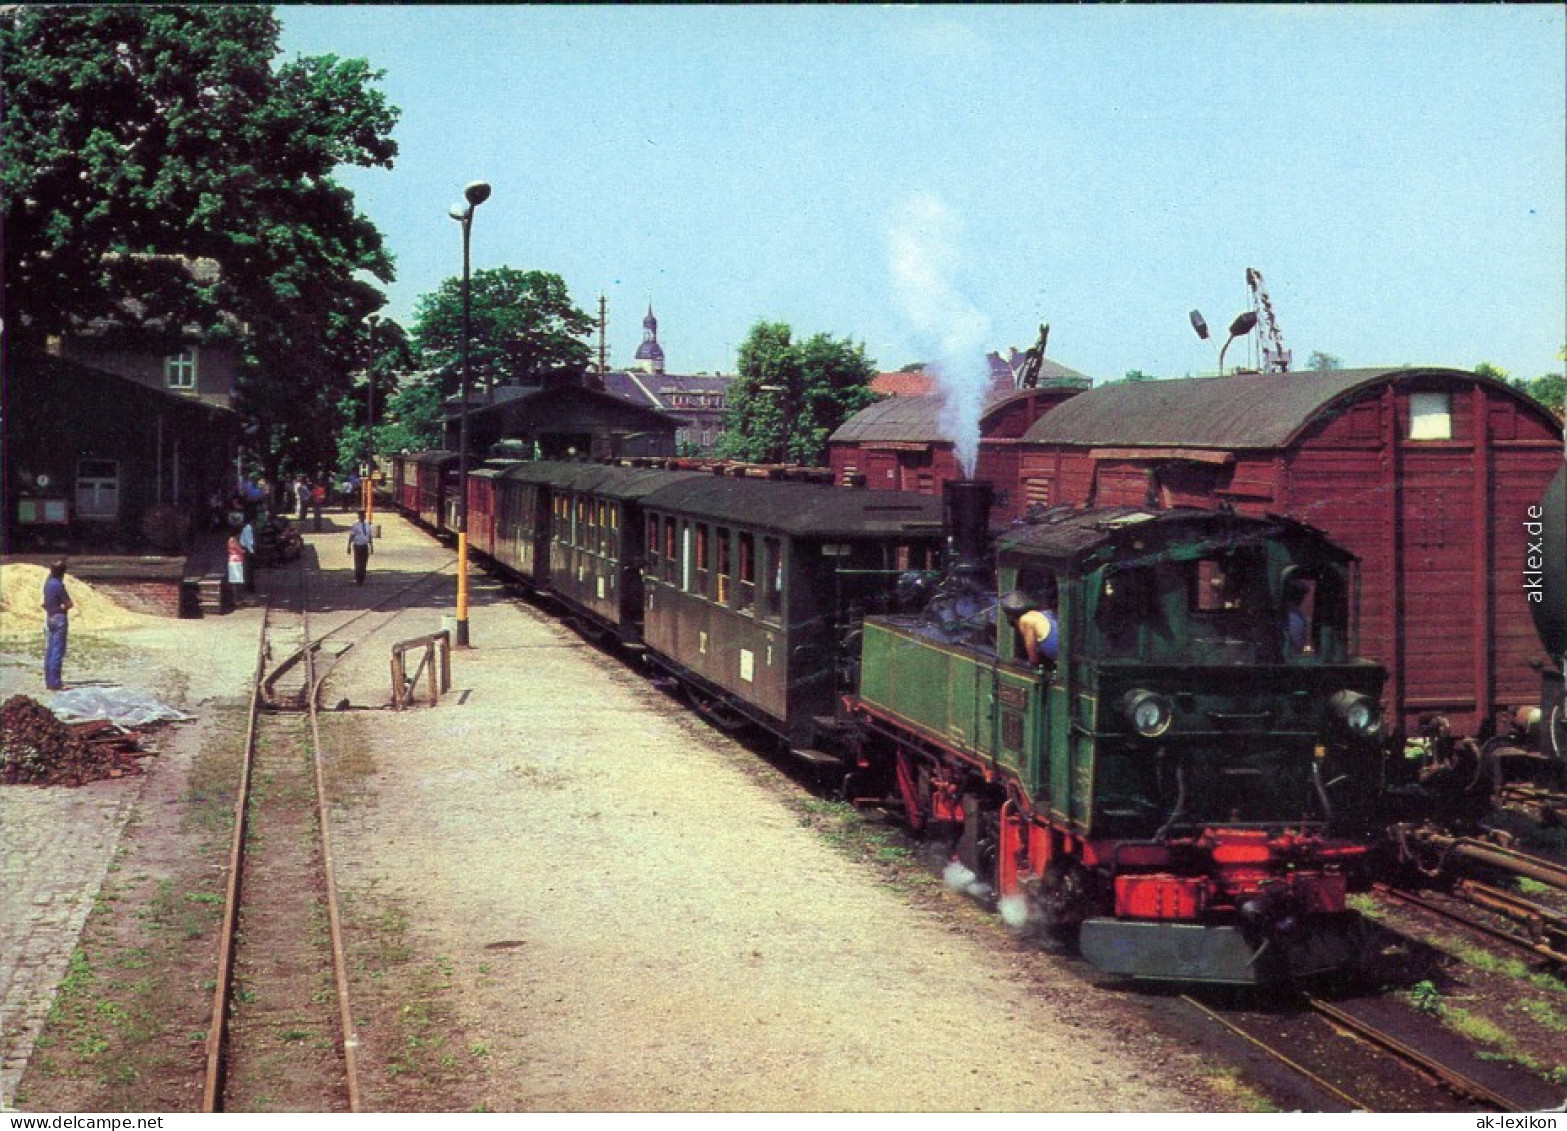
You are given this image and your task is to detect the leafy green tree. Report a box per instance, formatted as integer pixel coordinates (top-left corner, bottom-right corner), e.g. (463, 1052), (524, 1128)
(1508, 373), (1566, 421)
(719, 322), (879, 465)
(1307, 351), (1343, 371)
(2, 5), (399, 481)
(411, 267), (593, 396)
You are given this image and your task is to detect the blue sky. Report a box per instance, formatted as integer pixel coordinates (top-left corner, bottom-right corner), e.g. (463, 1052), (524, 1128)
(278, 4), (1566, 384)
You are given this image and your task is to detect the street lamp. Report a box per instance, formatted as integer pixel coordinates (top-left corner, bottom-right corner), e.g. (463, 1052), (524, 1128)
(364, 313), (380, 526)
(1190, 307), (1258, 375)
(449, 179), (491, 648)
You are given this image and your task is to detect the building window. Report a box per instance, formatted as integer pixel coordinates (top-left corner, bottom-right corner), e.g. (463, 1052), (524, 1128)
(75, 459), (120, 520)
(165, 348), (198, 390)
(1408, 392), (1452, 440)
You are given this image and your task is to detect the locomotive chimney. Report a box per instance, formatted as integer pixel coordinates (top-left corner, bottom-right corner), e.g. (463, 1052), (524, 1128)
(943, 478), (994, 576)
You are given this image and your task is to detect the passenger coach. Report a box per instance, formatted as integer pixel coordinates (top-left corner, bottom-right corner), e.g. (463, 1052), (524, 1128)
(640, 478), (945, 748)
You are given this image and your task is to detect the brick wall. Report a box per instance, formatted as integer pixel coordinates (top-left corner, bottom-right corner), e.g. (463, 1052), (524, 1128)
(91, 579), (183, 618)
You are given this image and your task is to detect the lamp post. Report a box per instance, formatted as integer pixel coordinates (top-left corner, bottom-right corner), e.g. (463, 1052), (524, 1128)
(449, 180), (491, 648)
(364, 313), (380, 526)
(1190, 308), (1258, 375)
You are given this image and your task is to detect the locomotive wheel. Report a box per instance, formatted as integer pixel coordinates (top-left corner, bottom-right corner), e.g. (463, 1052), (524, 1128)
(1038, 861), (1093, 939)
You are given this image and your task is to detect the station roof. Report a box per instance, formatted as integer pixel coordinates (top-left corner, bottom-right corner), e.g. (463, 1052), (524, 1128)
(1020, 367), (1528, 451)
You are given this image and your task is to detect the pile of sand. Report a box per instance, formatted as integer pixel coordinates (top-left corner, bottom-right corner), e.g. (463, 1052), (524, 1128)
(0, 563), (154, 634)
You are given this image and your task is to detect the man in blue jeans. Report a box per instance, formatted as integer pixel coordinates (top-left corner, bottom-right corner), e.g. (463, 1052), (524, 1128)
(42, 559), (73, 691)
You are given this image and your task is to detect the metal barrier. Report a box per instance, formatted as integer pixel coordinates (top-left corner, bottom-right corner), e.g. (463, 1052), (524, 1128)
(391, 630), (452, 709)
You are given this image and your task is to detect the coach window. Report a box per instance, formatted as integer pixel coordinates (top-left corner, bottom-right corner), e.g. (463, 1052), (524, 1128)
(648, 515), (661, 576)
(664, 515), (678, 582)
(717, 527), (732, 605)
(738, 532), (756, 612)
(681, 521), (694, 592)
(762, 537), (783, 621)
(695, 524), (710, 598)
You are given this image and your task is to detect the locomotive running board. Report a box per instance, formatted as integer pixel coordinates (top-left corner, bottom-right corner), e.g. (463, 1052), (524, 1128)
(790, 747), (844, 768)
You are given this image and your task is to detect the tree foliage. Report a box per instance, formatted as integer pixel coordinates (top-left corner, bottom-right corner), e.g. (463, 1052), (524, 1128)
(411, 267), (593, 397)
(1306, 351), (1343, 371)
(2, 5), (399, 477)
(718, 322), (879, 465)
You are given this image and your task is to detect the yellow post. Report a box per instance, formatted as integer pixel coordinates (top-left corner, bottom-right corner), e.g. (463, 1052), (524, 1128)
(456, 531), (470, 645)
(365, 469), (374, 527)
(362, 475), (373, 524)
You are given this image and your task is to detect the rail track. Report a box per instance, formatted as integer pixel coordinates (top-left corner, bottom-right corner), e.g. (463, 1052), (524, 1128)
(201, 560), (364, 1111)
(1180, 991), (1540, 1112)
(1378, 882), (1567, 966)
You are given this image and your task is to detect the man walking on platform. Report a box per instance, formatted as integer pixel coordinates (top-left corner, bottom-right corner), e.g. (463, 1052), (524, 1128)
(348, 512), (374, 584)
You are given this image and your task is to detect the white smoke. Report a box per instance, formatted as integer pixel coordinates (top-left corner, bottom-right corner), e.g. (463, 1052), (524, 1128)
(997, 894), (1031, 931)
(942, 859), (993, 900)
(887, 193), (994, 476)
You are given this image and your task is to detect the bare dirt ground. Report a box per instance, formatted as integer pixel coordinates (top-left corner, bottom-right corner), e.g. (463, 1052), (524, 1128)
(9, 516), (1241, 1112)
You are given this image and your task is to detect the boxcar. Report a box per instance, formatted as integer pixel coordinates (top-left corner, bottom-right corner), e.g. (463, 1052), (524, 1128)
(640, 478), (945, 747)
(1016, 368), (1563, 743)
(827, 386), (1084, 519)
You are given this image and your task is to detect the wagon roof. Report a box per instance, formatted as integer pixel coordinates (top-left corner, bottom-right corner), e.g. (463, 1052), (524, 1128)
(500, 460), (706, 501)
(410, 449), (459, 466)
(829, 387), (1081, 445)
(996, 504), (1349, 570)
(644, 478), (946, 538)
(1020, 366), (1527, 450)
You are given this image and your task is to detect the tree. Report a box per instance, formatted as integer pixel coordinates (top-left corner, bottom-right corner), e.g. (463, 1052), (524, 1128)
(1507, 373), (1566, 421)
(718, 322), (879, 465)
(1307, 351), (1343, 371)
(2, 5), (399, 479)
(411, 267), (593, 396)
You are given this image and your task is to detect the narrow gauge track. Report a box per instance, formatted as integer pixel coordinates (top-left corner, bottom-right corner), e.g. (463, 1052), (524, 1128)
(201, 553), (462, 1111)
(1378, 882), (1567, 966)
(201, 560), (360, 1112)
(1180, 992), (1530, 1112)
(202, 551), (460, 1102)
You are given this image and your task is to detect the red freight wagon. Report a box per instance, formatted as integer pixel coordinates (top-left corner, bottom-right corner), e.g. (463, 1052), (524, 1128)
(827, 385), (1084, 520)
(1017, 367), (1563, 742)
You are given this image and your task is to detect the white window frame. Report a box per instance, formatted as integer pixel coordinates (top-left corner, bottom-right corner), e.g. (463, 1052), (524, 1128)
(165, 347), (198, 390)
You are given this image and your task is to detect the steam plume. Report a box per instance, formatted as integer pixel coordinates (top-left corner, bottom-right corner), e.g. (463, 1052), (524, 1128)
(887, 193), (993, 476)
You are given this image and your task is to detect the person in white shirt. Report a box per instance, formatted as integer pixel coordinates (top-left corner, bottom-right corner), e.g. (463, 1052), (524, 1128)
(347, 512), (374, 585)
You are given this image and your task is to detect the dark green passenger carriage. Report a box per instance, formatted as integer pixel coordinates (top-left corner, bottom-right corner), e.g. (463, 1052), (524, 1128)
(853, 505), (1387, 984)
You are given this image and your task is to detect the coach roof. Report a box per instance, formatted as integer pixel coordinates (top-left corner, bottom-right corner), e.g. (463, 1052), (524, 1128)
(644, 477), (945, 539)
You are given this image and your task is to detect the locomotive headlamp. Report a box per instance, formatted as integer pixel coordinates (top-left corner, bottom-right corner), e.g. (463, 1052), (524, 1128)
(1121, 690), (1174, 738)
(1329, 691), (1381, 739)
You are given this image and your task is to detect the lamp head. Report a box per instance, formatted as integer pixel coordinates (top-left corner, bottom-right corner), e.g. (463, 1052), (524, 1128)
(1228, 310), (1259, 338)
(464, 181), (492, 207)
(448, 202), (469, 222)
(1189, 310), (1210, 340)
